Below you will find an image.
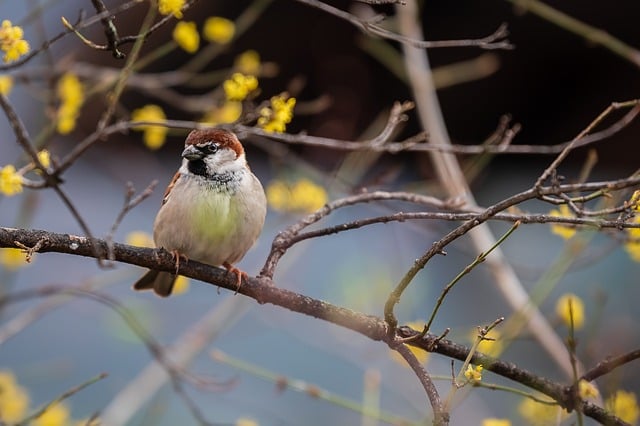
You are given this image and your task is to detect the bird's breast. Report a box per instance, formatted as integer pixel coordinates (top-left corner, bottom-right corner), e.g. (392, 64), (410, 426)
(153, 173), (265, 266)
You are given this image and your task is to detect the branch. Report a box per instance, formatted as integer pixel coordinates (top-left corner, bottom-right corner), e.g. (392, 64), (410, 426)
(581, 349), (640, 383)
(235, 99), (640, 155)
(260, 190), (459, 278)
(294, 0), (513, 50)
(392, 343), (447, 425)
(0, 226), (631, 425)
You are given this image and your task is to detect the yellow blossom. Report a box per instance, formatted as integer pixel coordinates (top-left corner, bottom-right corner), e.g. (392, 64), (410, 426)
(173, 21), (199, 53)
(201, 101), (242, 125)
(172, 275), (190, 295)
(158, 0), (185, 19)
(126, 231), (154, 248)
(203, 17), (235, 44)
(56, 73), (84, 134)
(223, 73), (258, 102)
(258, 95), (296, 133)
(131, 104), (168, 150)
(625, 214), (640, 262)
(0, 164), (23, 196)
(629, 190), (640, 210)
(481, 419), (511, 426)
(266, 178), (327, 213)
(464, 364), (483, 382)
(518, 397), (566, 426)
(234, 50), (260, 75)
(236, 418), (259, 426)
(0, 248), (30, 270)
(36, 149), (51, 170)
(606, 390), (640, 424)
(0, 20), (30, 63)
(33, 402), (70, 426)
(471, 328), (504, 358)
(0, 370), (30, 423)
(0, 75), (13, 95)
(578, 379), (599, 400)
(555, 293), (584, 329)
(549, 204), (576, 240)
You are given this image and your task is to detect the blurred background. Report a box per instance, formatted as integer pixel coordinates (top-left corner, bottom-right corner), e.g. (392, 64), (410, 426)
(0, 1), (639, 425)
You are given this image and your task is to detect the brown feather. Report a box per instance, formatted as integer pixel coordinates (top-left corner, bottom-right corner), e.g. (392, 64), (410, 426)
(162, 171), (181, 205)
(185, 129), (244, 158)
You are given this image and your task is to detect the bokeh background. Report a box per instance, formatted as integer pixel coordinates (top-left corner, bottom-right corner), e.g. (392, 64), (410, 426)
(1, 1), (639, 425)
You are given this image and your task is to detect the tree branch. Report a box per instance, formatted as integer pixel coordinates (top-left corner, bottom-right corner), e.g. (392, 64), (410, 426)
(0, 226), (631, 425)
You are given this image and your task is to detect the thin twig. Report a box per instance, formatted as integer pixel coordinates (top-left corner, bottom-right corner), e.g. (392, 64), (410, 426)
(295, 0), (512, 50)
(16, 373), (108, 426)
(260, 191), (458, 278)
(581, 349), (640, 382)
(535, 101), (640, 188)
(425, 223), (519, 334)
(104, 180), (158, 261)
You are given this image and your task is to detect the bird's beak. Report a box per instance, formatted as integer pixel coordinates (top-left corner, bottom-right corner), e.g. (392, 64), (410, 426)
(181, 145), (203, 161)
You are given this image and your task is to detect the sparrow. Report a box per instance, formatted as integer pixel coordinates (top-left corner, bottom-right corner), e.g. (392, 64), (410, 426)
(133, 128), (267, 297)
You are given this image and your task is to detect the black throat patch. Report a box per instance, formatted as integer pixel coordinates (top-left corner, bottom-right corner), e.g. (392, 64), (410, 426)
(187, 159), (207, 177)
(187, 159), (241, 193)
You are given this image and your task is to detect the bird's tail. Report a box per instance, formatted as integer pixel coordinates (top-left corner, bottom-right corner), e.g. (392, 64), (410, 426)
(133, 270), (176, 297)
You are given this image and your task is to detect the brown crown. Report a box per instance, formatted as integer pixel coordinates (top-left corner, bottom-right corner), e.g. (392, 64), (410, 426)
(184, 128), (244, 157)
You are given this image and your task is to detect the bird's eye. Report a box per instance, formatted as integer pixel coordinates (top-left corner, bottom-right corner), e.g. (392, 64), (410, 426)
(200, 143), (218, 154)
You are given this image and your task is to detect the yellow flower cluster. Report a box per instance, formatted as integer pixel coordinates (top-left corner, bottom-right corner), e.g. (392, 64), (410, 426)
(258, 95), (296, 133)
(0, 75), (13, 95)
(464, 364), (483, 382)
(36, 149), (51, 170)
(555, 293), (584, 329)
(625, 191), (640, 262)
(201, 101), (242, 125)
(518, 397), (566, 425)
(266, 178), (327, 213)
(606, 390), (640, 425)
(167, 12), (236, 53)
(0, 370), (88, 425)
(204, 17), (235, 44)
(0, 20), (29, 63)
(34, 402), (70, 426)
(223, 73), (258, 102)
(158, 0), (185, 19)
(0, 247), (29, 270)
(0, 370), (29, 422)
(173, 21), (199, 53)
(131, 104), (168, 150)
(549, 204), (576, 240)
(0, 164), (23, 196)
(56, 73), (85, 134)
(234, 50), (260, 75)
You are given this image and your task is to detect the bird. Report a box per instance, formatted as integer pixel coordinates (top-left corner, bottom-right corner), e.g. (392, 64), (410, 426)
(133, 128), (267, 297)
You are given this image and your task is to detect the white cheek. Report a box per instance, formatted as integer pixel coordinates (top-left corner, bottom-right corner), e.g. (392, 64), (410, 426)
(205, 151), (245, 174)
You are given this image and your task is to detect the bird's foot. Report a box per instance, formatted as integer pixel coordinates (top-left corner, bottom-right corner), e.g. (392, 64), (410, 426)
(223, 262), (247, 293)
(171, 250), (189, 275)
